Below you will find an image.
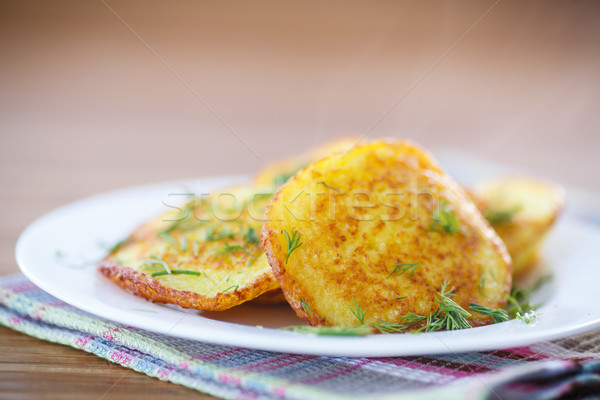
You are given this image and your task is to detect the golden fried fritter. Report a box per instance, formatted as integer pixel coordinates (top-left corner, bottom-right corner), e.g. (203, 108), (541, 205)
(99, 184), (279, 311)
(261, 140), (512, 328)
(473, 176), (564, 277)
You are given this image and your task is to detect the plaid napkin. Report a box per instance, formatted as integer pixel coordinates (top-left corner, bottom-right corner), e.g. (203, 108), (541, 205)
(1, 273), (599, 400)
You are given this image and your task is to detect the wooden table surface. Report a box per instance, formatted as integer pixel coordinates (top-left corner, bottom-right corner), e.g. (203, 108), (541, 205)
(1, 1), (599, 398)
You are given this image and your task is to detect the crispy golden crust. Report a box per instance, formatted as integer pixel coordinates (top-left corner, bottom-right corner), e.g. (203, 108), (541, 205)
(262, 140), (512, 328)
(250, 288), (288, 305)
(99, 184), (280, 311)
(99, 261), (278, 311)
(474, 176), (564, 277)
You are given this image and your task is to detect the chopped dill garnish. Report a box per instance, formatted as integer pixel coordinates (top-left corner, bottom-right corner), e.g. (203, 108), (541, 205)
(371, 321), (409, 334)
(144, 257), (171, 274)
(397, 296), (408, 300)
(180, 220), (209, 232)
(349, 297), (367, 325)
(205, 226), (237, 241)
(159, 200), (197, 234)
(107, 239), (127, 254)
(222, 284), (239, 293)
(246, 251), (261, 267)
(505, 275), (551, 319)
(420, 282), (471, 332)
(159, 231), (179, 248)
(387, 263), (419, 279)
(428, 200), (462, 235)
(160, 221), (179, 235)
(516, 310), (538, 323)
(469, 303), (509, 323)
(219, 243), (249, 255)
(287, 314), (428, 336)
(243, 226), (260, 245)
(486, 205), (522, 225)
(285, 325), (373, 336)
(300, 298), (313, 318)
(192, 241), (199, 257)
(283, 228), (303, 264)
(317, 181), (342, 193)
(402, 312), (428, 326)
(151, 269), (201, 277)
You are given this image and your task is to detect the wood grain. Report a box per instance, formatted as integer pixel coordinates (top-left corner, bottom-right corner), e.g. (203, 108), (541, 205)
(1, 0), (599, 398)
(0, 326), (212, 399)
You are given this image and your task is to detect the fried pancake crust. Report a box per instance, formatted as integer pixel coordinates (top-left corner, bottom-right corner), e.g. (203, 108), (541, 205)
(262, 140), (512, 327)
(99, 184), (279, 311)
(473, 176), (564, 277)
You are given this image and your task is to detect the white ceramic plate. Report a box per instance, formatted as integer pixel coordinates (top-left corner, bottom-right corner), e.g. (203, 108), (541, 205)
(15, 175), (600, 357)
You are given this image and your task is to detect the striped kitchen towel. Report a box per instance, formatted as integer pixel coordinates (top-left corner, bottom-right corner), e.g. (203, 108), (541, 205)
(1, 273), (599, 400)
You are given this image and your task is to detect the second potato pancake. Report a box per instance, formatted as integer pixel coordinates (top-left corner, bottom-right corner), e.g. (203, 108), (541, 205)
(99, 184), (279, 311)
(261, 140), (512, 328)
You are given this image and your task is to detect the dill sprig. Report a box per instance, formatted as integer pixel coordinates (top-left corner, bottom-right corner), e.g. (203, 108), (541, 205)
(317, 181), (342, 193)
(180, 220), (209, 232)
(246, 252), (261, 267)
(469, 303), (509, 323)
(402, 312), (428, 326)
(151, 269), (201, 277)
(283, 228), (303, 264)
(243, 226), (260, 245)
(289, 313), (428, 336)
(107, 239), (127, 254)
(219, 243), (249, 255)
(371, 321), (409, 334)
(144, 257), (201, 277)
(285, 325), (373, 336)
(516, 310), (538, 323)
(419, 282), (471, 332)
(300, 298), (313, 318)
(159, 199), (198, 234)
(387, 263), (419, 279)
(486, 205), (522, 225)
(206, 227), (237, 241)
(159, 231), (179, 248)
(222, 284), (239, 293)
(505, 275), (551, 319)
(144, 257), (171, 274)
(479, 270), (486, 295)
(349, 297), (367, 325)
(428, 200), (462, 236)
(437, 282), (471, 329)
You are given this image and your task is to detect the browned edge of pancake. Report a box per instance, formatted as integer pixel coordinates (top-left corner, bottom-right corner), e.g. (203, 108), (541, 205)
(98, 260), (278, 311)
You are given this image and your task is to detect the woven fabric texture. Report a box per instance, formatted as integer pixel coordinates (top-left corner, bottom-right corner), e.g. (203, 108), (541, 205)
(1, 274), (599, 400)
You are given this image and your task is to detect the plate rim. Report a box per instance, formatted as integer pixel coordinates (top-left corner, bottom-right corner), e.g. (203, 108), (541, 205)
(15, 176), (600, 357)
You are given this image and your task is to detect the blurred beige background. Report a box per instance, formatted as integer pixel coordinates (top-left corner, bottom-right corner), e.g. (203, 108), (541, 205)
(1, 0), (599, 274)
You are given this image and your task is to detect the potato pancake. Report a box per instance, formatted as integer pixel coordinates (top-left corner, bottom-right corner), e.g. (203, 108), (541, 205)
(99, 184), (279, 311)
(474, 176), (564, 277)
(261, 140), (512, 328)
